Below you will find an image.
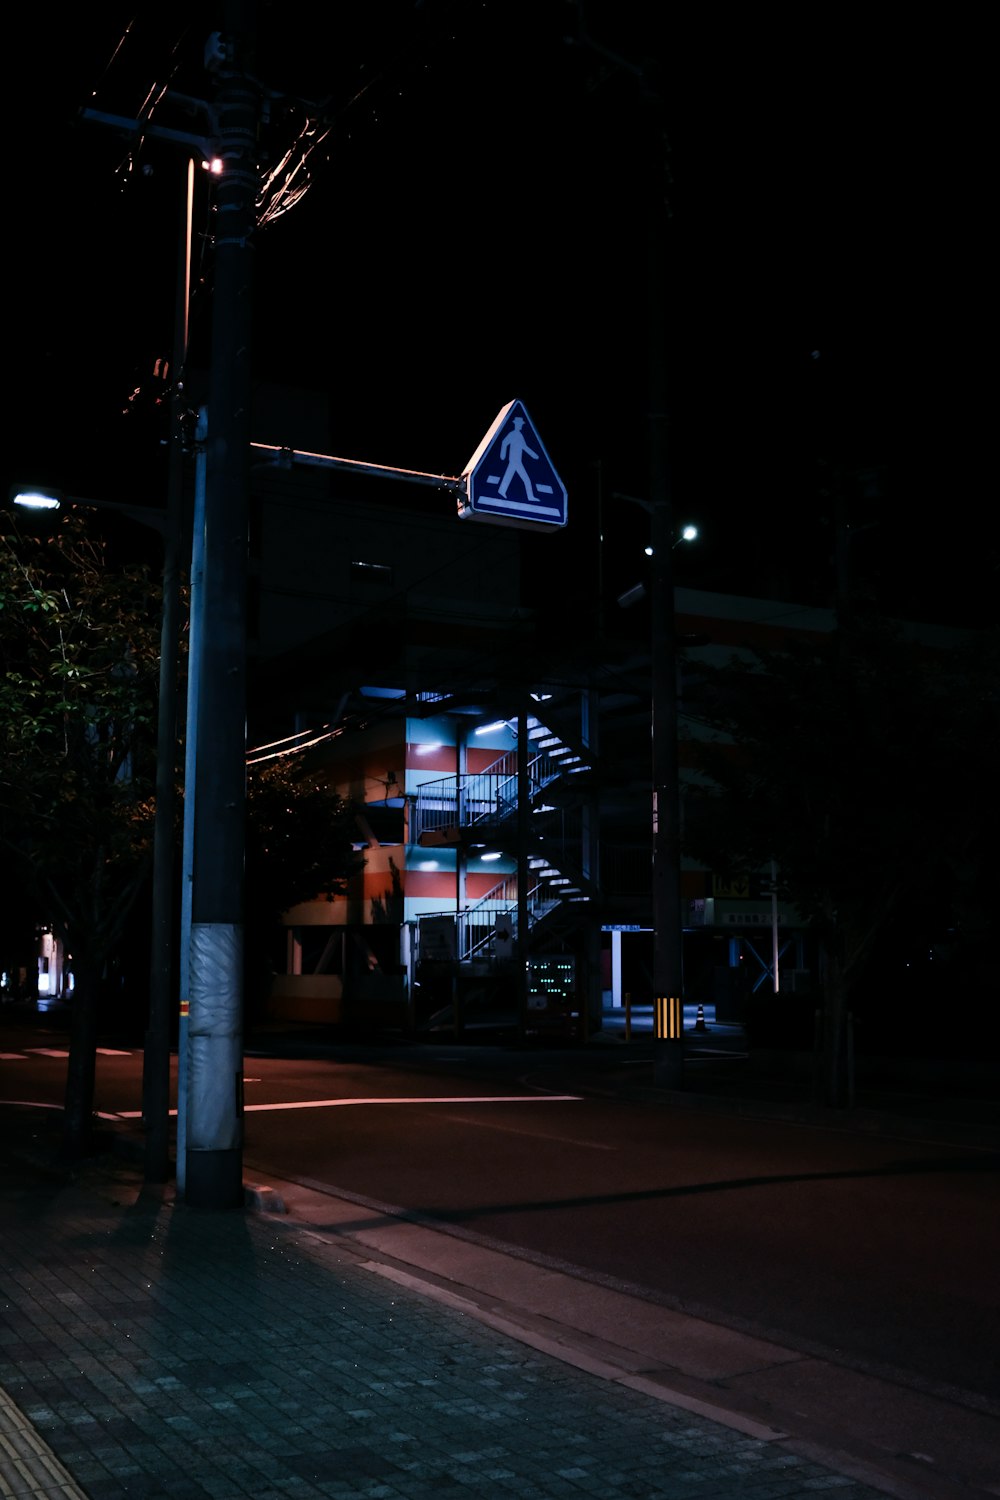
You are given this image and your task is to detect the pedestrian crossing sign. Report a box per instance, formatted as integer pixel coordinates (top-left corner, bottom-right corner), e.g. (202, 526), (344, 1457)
(459, 400), (568, 531)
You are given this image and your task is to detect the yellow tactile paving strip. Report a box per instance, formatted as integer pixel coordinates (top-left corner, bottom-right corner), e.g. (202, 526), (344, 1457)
(0, 1384), (88, 1500)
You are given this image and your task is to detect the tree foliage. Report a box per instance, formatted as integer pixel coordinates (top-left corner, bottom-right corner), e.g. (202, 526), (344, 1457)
(245, 757), (362, 919)
(243, 754), (364, 1011)
(682, 611), (999, 1100)
(1, 505), (368, 1150)
(0, 505), (163, 1154)
(0, 507), (163, 943)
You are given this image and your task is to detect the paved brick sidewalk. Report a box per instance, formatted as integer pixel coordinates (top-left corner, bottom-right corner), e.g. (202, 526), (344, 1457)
(0, 1151), (895, 1500)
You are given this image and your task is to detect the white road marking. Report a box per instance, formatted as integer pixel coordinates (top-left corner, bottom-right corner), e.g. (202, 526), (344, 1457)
(5, 1046), (130, 1058)
(109, 1094), (582, 1120)
(243, 1095), (582, 1112)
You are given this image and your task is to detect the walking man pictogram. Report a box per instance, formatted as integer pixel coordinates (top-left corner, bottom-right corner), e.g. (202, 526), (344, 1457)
(498, 416), (540, 504)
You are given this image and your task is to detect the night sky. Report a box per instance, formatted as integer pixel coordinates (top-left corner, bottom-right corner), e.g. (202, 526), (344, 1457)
(5, 3), (992, 626)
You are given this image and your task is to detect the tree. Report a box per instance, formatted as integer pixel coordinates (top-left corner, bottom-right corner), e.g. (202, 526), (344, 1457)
(682, 610), (998, 1106)
(244, 755), (364, 1018)
(1, 504), (367, 1160)
(0, 506), (162, 1157)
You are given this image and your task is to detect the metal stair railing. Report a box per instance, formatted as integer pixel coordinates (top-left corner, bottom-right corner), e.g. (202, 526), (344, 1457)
(413, 727), (591, 842)
(457, 873), (516, 962)
(458, 873), (563, 961)
(420, 864), (577, 964)
(413, 714), (596, 962)
(461, 750), (519, 830)
(413, 753), (516, 842)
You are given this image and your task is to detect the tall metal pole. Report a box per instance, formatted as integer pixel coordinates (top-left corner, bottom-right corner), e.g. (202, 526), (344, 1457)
(143, 157), (194, 1183)
(176, 408), (208, 1199)
(645, 68), (685, 1089)
(517, 707), (531, 1040)
(185, 4), (258, 1209)
(770, 858), (781, 994)
(562, 19), (685, 1068)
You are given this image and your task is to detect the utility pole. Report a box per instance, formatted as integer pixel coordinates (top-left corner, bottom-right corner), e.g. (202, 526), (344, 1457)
(143, 158), (194, 1184)
(185, 2), (259, 1208)
(79, 93), (215, 1184)
(176, 409), (208, 1199)
(83, 7), (259, 1203)
(566, 18), (686, 1085)
(643, 64), (685, 1088)
(517, 707), (531, 1041)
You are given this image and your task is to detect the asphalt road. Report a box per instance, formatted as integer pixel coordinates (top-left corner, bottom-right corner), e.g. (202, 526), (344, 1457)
(3, 1016), (997, 1425)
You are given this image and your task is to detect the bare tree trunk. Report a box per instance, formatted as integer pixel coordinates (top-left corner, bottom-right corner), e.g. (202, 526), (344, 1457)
(61, 955), (99, 1160)
(819, 938), (850, 1108)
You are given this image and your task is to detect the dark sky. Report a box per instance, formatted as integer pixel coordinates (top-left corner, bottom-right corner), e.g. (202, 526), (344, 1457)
(5, 2), (992, 626)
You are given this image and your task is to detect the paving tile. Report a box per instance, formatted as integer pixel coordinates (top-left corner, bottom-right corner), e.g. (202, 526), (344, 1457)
(0, 1163), (901, 1500)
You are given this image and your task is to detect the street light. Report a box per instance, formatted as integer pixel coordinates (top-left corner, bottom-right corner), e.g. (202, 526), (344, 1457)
(11, 490), (61, 510)
(12, 488), (167, 532)
(613, 491), (692, 1087)
(643, 523), (699, 555)
(614, 510), (698, 569)
(564, 16), (686, 1082)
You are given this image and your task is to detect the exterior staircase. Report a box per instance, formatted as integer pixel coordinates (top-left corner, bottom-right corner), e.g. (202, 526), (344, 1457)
(413, 713), (596, 963)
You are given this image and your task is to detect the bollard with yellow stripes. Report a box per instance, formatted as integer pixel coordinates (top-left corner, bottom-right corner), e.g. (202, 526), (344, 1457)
(654, 994), (683, 1040)
(653, 996), (685, 1089)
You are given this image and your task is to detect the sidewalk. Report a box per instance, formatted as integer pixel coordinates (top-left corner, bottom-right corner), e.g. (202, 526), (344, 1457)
(3, 1102), (997, 1500)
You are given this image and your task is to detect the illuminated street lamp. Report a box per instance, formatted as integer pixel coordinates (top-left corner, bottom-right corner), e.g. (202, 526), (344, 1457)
(12, 488), (167, 531)
(11, 490), (60, 510)
(643, 523), (699, 555)
(614, 493), (694, 1086)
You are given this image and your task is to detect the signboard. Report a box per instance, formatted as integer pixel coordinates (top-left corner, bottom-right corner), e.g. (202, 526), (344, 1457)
(459, 400), (568, 531)
(494, 913), (514, 958)
(418, 915), (456, 961)
(707, 900), (794, 927)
